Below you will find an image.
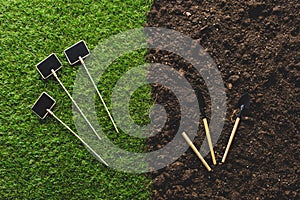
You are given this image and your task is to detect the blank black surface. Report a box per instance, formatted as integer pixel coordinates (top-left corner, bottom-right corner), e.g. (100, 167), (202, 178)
(32, 92), (56, 119)
(237, 92), (251, 109)
(195, 90), (206, 117)
(64, 40), (90, 65)
(36, 53), (62, 79)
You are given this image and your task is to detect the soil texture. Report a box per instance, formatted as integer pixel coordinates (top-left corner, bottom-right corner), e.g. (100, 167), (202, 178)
(145, 0), (299, 199)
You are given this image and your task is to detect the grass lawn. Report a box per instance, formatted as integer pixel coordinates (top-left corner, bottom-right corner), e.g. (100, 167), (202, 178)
(0, 0), (153, 199)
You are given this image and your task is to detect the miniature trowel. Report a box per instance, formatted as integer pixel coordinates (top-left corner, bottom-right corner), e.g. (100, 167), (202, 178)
(222, 92), (250, 163)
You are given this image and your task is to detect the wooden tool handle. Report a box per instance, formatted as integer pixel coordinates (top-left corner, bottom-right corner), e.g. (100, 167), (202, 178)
(222, 117), (241, 163)
(182, 132), (212, 171)
(203, 118), (217, 165)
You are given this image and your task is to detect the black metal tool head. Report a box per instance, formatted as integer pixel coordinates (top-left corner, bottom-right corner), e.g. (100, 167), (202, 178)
(32, 92), (56, 119)
(195, 89), (206, 118)
(36, 53), (62, 79)
(64, 40), (90, 65)
(237, 92), (250, 110)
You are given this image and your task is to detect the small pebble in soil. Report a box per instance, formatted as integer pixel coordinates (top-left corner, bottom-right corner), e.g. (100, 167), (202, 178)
(228, 75), (240, 82)
(184, 11), (192, 16)
(273, 6), (281, 12)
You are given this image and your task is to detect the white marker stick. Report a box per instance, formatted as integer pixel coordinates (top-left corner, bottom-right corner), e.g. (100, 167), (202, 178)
(51, 69), (102, 141)
(47, 109), (108, 166)
(182, 132), (211, 171)
(79, 56), (119, 133)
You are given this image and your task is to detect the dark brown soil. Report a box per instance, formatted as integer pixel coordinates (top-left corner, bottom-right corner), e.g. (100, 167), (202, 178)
(145, 0), (299, 199)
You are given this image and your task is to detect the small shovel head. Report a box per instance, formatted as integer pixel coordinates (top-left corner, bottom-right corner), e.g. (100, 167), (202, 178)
(32, 92), (56, 119)
(64, 40), (90, 65)
(36, 53), (62, 79)
(195, 89), (206, 117)
(237, 92), (250, 109)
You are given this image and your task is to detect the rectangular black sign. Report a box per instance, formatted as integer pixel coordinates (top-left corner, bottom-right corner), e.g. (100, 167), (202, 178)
(36, 53), (62, 79)
(32, 92), (56, 119)
(64, 40), (90, 65)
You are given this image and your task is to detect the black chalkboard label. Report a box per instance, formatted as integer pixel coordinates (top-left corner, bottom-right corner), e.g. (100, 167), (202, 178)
(32, 92), (56, 119)
(36, 53), (62, 79)
(64, 40), (90, 65)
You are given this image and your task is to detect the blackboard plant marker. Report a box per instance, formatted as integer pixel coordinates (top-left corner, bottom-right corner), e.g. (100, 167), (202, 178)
(182, 132), (212, 171)
(64, 40), (119, 133)
(222, 93), (250, 163)
(36, 53), (102, 141)
(32, 92), (108, 166)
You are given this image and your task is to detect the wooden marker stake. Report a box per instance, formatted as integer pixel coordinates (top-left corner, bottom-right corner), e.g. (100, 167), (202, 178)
(32, 92), (108, 166)
(51, 69), (102, 141)
(222, 93), (250, 163)
(182, 132), (211, 171)
(64, 41), (119, 133)
(46, 109), (108, 166)
(78, 56), (119, 133)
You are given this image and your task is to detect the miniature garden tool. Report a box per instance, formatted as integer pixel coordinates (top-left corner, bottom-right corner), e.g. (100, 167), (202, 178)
(36, 53), (102, 141)
(32, 92), (108, 166)
(222, 92), (250, 163)
(182, 132), (212, 171)
(196, 91), (216, 165)
(64, 40), (119, 133)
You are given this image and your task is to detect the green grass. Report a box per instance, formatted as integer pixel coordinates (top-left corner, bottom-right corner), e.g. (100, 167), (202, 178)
(0, 0), (153, 199)
(95, 50), (154, 152)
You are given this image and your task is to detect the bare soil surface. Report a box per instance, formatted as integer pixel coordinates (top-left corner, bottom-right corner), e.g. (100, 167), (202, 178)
(145, 0), (299, 199)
